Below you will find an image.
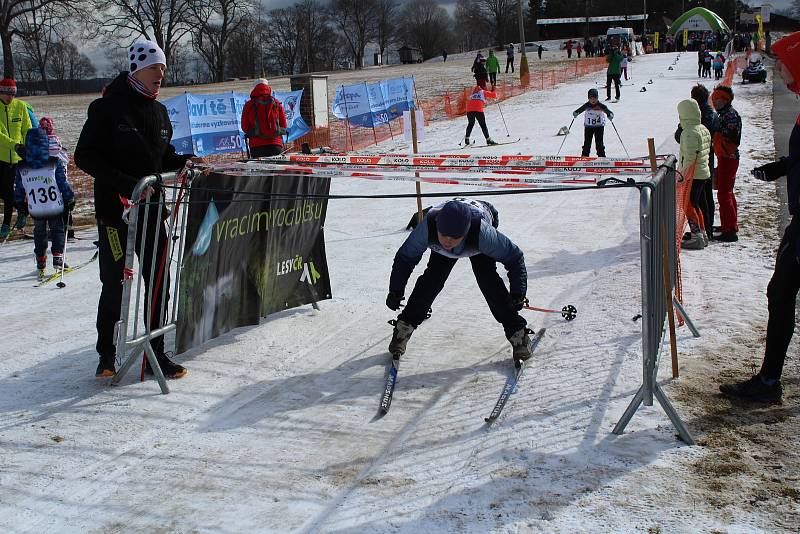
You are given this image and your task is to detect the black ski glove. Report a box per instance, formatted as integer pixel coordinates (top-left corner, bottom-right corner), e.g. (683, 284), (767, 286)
(509, 293), (527, 311)
(386, 291), (404, 311)
(752, 158), (787, 182)
(14, 144), (25, 160)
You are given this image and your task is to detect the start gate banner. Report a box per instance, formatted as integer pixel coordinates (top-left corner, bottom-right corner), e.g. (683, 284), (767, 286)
(176, 171), (332, 354)
(164, 90), (311, 157)
(332, 77), (416, 128)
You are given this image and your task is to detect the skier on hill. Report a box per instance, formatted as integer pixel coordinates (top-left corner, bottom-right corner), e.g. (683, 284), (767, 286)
(13, 128), (73, 279)
(505, 44), (515, 73)
(486, 50), (500, 87)
(385, 198), (533, 363)
(472, 55), (489, 89)
(241, 79), (288, 157)
(573, 88), (613, 157)
(605, 46), (624, 102)
(463, 84), (498, 146)
(719, 32), (800, 404)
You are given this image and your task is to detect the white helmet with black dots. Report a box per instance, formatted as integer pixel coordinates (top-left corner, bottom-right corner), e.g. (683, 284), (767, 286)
(128, 39), (166, 73)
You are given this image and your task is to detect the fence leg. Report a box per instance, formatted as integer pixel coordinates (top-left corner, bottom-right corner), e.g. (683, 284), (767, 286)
(653, 383), (695, 444)
(612, 385), (644, 435)
(672, 297), (701, 337)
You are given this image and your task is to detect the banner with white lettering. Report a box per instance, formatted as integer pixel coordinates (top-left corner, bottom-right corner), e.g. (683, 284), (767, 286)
(176, 171), (332, 353)
(332, 77), (416, 128)
(164, 90), (311, 156)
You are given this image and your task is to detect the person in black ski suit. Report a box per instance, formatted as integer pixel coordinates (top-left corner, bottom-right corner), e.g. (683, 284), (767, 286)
(75, 40), (199, 379)
(719, 33), (800, 404)
(385, 198), (533, 363)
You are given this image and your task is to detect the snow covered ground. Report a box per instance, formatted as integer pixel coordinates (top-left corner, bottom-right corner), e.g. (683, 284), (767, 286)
(1, 51), (798, 533)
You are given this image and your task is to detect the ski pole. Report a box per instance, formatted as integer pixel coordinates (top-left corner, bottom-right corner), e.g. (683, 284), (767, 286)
(556, 117), (575, 157)
(523, 303), (578, 321)
(496, 101), (510, 137)
(57, 218), (70, 288)
(609, 118), (631, 158)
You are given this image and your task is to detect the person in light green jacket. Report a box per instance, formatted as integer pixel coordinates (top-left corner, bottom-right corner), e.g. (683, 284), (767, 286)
(677, 98), (711, 250)
(486, 50), (500, 87)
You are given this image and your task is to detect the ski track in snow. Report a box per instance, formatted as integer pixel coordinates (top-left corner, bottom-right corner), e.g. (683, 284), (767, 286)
(1, 52), (798, 533)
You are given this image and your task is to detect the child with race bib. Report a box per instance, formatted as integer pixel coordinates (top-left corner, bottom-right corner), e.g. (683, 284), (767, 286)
(13, 127), (74, 279)
(573, 88), (614, 157)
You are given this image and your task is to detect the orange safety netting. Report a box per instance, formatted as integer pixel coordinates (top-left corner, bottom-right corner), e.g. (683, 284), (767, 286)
(66, 58), (611, 201)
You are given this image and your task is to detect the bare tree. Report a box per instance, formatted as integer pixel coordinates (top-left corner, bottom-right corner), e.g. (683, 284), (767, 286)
(328, 0), (379, 69)
(264, 6), (302, 75)
(295, 0), (338, 73)
(225, 18), (258, 78)
(454, 0), (490, 52)
(375, 0), (397, 60)
(48, 38), (96, 92)
(87, 0), (193, 71)
(400, 0), (453, 60)
(189, 0), (251, 82)
(475, 0), (515, 47)
(0, 0), (71, 77)
(14, 2), (67, 92)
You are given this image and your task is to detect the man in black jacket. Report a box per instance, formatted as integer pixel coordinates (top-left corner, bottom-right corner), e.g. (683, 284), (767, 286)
(719, 33), (800, 404)
(75, 40), (197, 379)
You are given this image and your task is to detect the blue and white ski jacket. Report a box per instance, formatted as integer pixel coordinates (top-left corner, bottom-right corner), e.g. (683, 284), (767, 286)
(389, 198), (527, 296)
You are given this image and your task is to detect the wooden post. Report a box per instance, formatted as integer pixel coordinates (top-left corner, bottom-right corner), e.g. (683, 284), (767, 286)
(649, 138), (679, 378)
(410, 108), (423, 223)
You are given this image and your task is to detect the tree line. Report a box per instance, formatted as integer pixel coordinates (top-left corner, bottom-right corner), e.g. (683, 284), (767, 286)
(0, 0), (776, 94)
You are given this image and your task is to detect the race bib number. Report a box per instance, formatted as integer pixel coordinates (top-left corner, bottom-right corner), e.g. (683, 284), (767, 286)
(20, 163), (63, 218)
(584, 109), (606, 127)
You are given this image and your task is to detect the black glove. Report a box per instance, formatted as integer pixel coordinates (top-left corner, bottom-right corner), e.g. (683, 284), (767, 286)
(386, 291), (404, 311)
(14, 144), (25, 160)
(66, 198), (76, 211)
(509, 293), (527, 311)
(752, 158), (787, 182)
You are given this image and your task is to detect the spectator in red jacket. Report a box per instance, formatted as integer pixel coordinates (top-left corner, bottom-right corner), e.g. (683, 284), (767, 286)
(241, 79), (288, 157)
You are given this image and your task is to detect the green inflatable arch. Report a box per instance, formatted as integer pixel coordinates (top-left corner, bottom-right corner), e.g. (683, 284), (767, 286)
(667, 7), (732, 36)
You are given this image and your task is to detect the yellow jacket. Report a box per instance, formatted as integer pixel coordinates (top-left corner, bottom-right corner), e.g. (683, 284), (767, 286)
(0, 99), (32, 164)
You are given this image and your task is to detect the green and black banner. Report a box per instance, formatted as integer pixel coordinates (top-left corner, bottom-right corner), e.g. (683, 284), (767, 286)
(176, 171), (331, 354)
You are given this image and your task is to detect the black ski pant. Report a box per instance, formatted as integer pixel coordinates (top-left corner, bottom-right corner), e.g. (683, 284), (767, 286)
(250, 144), (283, 157)
(0, 162), (14, 227)
(606, 73), (621, 100)
(96, 208), (170, 360)
(489, 72), (497, 85)
(506, 58), (514, 73)
(466, 111), (490, 140)
(398, 251), (526, 338)
(688, 178), (711, 232)
(582, 127), (605, 157)
(760, 215), (800, 380)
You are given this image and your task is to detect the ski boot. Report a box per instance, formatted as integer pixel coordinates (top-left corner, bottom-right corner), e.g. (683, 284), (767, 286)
(36, 255), (47, 281)
(52, 254), (69, 270)
(486, 138), (498, 146)
(95, 354), (116, 378)
(720, 375), (782, 404)
(508, 327), (534, 364)
(0, 224), (9, 239)
(144, 351), (187, 379)
(388, 319), (415, 357)
(463, 137), (471, 146)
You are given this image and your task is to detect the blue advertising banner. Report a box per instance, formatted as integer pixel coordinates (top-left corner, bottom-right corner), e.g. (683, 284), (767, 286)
(164, 90), (311, 156)
(332, 77), (416, 128)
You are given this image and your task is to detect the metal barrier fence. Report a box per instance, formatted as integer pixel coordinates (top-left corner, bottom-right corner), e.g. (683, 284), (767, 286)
(112, 169), (197, 394)
(610, 155), (695, 444)
(112, 158), (695, 444)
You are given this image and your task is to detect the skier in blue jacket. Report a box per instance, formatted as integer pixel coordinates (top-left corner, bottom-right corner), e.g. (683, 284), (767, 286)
(385, 198), (533, 362)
